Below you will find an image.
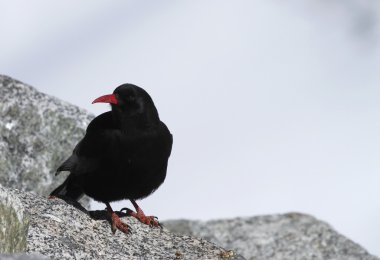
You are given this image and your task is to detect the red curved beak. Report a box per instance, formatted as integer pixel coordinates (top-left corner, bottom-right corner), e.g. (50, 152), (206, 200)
(92, 94), (118, 105)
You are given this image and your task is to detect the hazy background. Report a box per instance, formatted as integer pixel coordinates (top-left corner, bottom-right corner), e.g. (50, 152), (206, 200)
(1, 0), (379, 255)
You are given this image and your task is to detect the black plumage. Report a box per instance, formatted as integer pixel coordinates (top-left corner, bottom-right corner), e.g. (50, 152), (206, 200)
(50, 84), (173, 233)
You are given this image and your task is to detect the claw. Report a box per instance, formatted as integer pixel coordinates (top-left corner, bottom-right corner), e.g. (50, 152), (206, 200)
(119, 200), (162, 229)
(111, 223), (116, 234)
(129, 212), (160, 227)
(106, 203), (130, 234)
(109, 211), (129, 234)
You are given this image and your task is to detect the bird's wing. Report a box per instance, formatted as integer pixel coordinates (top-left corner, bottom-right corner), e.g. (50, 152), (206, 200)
(55, 112), (118, 176)
(55, 139), (82, 175)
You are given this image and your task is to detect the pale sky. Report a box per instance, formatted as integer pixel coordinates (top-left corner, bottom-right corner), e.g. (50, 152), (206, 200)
(1, 0), (379, 256)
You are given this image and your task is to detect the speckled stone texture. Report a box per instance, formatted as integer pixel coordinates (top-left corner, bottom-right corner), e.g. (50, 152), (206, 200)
(1, 185), (241, 259)
(164, 215), (379, 260)
(0, 75), (93, 207)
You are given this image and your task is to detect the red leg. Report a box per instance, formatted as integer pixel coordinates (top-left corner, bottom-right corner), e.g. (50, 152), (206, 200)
(106, 202), (130, 234)
(122, 200), (161, 228)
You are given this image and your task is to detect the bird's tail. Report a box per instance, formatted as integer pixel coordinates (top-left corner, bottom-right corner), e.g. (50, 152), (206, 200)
(55, 155), (76, 176)
(50, 174), (84, 202)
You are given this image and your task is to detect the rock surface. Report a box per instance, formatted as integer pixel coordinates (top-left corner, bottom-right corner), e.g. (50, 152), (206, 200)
(0, 185), (28, 254)
(0, 184), (241, 259)
(0, 75), (93, 207)
(164, 215), (378, 260)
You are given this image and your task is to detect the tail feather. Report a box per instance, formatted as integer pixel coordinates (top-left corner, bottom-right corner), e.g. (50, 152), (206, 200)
(50, 174), (84, 201)
(55, 155), (77, 176)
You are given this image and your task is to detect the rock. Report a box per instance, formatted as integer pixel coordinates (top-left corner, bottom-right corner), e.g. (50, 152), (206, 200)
(0, 75), (93, 207)
(164, 214), (379, 260)
(0, 185), (28, 254)
(0, 254), (48, 260)
(0, 184), (242, 259)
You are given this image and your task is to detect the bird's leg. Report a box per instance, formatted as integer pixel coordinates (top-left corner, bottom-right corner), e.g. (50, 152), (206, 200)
(121, 200), (161, 228)
(105, 202), (130, 234)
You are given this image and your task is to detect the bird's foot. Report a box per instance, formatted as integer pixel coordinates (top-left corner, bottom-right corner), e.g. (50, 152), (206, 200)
(108, 211), (130, 234)
(106, 203), (130, 234)
(121, 207), (161, 227)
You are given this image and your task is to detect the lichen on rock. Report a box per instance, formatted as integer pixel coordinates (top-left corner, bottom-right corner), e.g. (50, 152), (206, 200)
(0, 185), (28, 254)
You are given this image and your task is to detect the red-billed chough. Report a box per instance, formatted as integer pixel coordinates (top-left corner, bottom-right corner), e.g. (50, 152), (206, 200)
(50, 84), (173, 234)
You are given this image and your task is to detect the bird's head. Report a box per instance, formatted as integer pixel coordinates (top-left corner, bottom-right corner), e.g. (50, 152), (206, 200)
(92, 84), (159, 126)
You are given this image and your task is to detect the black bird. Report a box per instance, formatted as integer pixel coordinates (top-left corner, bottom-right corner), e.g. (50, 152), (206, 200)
(50, 84), (173, 234)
